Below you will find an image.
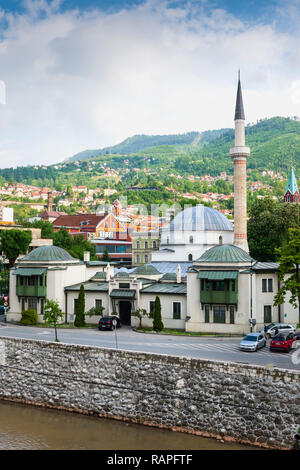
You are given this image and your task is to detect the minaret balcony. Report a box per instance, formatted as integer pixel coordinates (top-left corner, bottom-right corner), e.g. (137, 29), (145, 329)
(230, 146), (250, 157)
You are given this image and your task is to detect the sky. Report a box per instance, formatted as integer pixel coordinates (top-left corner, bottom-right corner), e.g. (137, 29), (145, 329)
(0, 0), (299, 168)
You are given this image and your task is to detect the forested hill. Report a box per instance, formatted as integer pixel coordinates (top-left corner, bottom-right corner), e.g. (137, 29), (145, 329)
(66, 128), (231, 162)
(0, 117), (299, 189)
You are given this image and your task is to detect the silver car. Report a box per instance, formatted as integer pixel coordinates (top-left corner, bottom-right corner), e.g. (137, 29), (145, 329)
(240, 332), (266, 352)
(266, 323), (296, 338)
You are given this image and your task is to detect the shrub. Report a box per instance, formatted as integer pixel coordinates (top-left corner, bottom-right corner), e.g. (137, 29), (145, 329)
(86, 306), (104, 317)
(21, 309), (38, 326)
(74, 284), (85, 327)
(152, 296), (164, 332)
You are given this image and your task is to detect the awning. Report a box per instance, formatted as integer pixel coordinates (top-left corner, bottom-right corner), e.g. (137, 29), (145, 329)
(197, 271), (238, 280)
(13, 268), (47, 276)
(110, 289), (136, 299)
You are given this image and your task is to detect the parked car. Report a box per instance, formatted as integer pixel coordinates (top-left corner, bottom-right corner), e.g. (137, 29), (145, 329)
(295, 331), (300, 341)
(266, 323), (296, 338)
(270, 332), (296, 352)
(239, 332), (266, 352)
(98, 316), (121, 331)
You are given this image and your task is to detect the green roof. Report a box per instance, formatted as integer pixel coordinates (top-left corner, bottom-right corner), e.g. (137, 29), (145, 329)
(65, 281), (108, 292)
(141, 283), (186, 295)
(197, 271), (238, 280)
(132, 265), (161, 275)
(285, 167), (299, 195)
(13, 267), (47, 276)
(91, 271), (106, 280)
(110, 289), (136, 299)
(198, 244), (253, 263)
(22, 246), (75, 262)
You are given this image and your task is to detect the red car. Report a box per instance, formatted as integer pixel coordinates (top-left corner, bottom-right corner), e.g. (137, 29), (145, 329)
(270, 332), (296, 352)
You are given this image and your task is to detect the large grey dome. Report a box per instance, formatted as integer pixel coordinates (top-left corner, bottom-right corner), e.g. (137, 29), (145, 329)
(22, 245), (75, 262)
(163, 205), (233, 232)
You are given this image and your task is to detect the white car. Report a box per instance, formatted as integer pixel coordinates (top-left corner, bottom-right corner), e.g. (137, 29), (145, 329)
(266, 323), (296, 338)
(240, 332), (266, 352)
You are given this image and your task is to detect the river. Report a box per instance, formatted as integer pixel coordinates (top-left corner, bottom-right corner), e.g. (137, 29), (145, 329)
(0, 400), (257, 450)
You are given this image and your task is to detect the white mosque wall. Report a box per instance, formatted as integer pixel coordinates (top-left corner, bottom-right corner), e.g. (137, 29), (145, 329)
(65, 290), (109, 324)
(138, 293), (187, 330)
(153, 230), (234, 262)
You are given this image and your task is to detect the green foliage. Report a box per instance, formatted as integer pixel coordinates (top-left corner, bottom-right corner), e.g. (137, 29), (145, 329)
(0, 229), (32, 267)
(273, 228), (300, 324)
(53, 228), (96, 260)
(248, 198), (300, 261)
(24, 220), (55, 239)
(152, 296), (164, 332)
(86, 306), (105, 317)
(74, 284), (85, 327)
(101, 248), (111, 262)
(43, 298), (64, 342)
(21, 308), (38, 326)
(132, 308), (148, 328)
(0, 269), (9, 295)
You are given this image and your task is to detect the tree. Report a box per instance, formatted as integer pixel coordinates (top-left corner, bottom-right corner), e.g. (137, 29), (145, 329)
(273, 228), (300, 326)
(132, 308), (148, 329)
(248, 198), (300, 261)
(74, 284), (85, 327)
(43, 298), (64, 342)
(101, 248), (111, 262)
(0, 229), (32, 267)
(24, 220), (55, 239)
(152, 296), (164, 332)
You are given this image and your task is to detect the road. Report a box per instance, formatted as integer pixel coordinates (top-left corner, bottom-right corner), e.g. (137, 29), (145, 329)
(0, 323), (299, 371)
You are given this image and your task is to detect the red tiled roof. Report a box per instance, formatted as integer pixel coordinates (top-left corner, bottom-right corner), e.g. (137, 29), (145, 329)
(53, 213), (106, 229)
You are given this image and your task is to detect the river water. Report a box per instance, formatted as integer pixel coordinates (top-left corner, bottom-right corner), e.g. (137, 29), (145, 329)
(0, 400), (256, 450)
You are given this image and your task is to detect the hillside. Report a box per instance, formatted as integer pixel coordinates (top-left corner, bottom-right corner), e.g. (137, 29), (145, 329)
(66, 129), (231, 162)
(0, 117), (299, 192)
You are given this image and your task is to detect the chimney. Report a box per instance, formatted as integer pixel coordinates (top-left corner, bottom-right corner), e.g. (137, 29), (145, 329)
(47, 191), (53, 212)
(84, 251), (90, 262)
(176, 264), (181, 284)
(106, 263), (111, 282)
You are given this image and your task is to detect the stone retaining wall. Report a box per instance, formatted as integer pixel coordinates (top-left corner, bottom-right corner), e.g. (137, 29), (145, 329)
(0, 336), (299, 449)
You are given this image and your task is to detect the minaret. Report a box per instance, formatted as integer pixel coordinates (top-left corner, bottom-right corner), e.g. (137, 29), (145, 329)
(230, 72), (250, 253)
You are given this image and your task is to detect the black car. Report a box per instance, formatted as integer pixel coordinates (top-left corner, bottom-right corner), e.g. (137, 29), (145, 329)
(98, 316), (121, 331)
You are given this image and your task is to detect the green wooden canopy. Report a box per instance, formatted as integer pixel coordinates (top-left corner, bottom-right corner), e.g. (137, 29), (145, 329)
(197, 271), (238, 280)
(13, 268), (47, 276)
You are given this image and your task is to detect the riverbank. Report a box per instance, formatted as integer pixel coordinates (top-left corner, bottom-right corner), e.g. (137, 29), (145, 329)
(0, 335), (298, 449)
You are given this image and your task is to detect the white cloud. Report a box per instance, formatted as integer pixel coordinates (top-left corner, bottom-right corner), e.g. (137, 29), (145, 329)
(0, 0), (298, 167)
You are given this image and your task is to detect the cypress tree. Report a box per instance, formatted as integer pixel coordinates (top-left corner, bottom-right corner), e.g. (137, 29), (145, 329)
(152, 296), (164, 332)
(74, 284), (86, 327)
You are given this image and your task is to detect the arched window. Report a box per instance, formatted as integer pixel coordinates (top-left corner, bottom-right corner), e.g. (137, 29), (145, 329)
(219, 236), (223, 245)
(145, 241), (148, 249)
(153, 241), (157, 249)
(189, 235), (193, 244)
(136, 241), (140, 249)
(188, 254), (193, 261)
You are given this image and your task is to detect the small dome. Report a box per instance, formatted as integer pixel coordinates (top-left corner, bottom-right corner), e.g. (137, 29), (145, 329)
(164, 205), (233, 232)
(22, 245), (75, 262)
(198, 244), (253, 263)
(132, 265), (160, 275)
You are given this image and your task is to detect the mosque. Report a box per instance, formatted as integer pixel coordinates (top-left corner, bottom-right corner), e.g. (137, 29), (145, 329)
(7, 77), (299, 333)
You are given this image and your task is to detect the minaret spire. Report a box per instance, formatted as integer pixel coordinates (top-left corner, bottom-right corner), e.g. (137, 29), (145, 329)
(234, 71), (245, 121)
(230, 74), (250, 253)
